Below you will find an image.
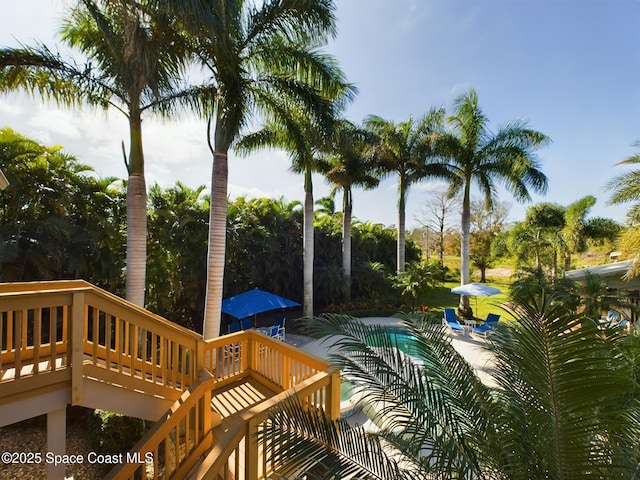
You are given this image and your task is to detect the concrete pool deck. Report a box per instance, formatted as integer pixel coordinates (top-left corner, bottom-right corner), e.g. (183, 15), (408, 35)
(287, 316), (496, 387)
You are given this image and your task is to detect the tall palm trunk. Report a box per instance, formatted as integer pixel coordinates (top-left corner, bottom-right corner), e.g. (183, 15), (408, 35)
(342, 188), (352, 302)
(564, 253), (572, 272)
(459, 182), (471, 315)
(203, 151), (228, 340)
(125, 113), (147, 307)
(303, 167), (314, 317)
(397, 176), (407, 273)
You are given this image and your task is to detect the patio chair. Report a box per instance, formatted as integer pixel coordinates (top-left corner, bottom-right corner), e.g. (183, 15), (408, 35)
(274, 317), (286, 341)
(442, 308), (465, 335)
(269, 324), (284, 341)
(240, 317), (253, 330)
(472, 320), (498, 339)
(606, 310), (621, 323)
(599, 310), (628, 330)
(603, 311), (630, 331)
(225, 321), (242, 357)
(485, 313), (500, 325)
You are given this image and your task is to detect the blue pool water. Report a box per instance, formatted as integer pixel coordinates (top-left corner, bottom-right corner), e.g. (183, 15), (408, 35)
(366, 330), (421, 357)
(340, 380), (355, 401)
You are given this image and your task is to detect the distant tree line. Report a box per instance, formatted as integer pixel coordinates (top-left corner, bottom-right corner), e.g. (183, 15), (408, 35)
(0, 128), (420, 332)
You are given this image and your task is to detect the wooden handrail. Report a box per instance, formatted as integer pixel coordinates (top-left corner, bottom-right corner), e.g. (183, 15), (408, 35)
(0, 282), (203, 404)
(104, 369), (215, 480)
(194, 368), (341, 480)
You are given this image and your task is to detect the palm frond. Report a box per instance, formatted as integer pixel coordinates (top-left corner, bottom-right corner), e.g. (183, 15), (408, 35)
(303, 313), (492, 477)
(261, 396), (417, 480)
(0, 45), (100, 107)
(489, 285), (640, 478)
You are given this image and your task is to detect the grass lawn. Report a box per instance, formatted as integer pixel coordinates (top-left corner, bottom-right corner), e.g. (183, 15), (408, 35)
(422, 280), (512, 321)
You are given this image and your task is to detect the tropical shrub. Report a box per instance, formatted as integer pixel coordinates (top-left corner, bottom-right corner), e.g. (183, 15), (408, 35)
(390, 260), (444, 307)
(0, 128), (125, 291)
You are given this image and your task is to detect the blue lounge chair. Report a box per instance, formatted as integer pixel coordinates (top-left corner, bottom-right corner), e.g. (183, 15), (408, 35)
(599, 310), (629, 330)
(601, 311), (630, 331)
(472, 314), (500, 339)
(240, 317), (253, 330)
(443, 308), (465, 335)
(228, 321), (241, 334)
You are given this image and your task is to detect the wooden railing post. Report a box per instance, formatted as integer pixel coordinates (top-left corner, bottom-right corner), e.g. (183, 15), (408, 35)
(282, 354), (290, 390)
(196, 338), (205, 374)
(243, 334), (252, 372)
(13, 310), (22, 379)
(245, 417), (259, 480)
(326, 369), (341, 420)
(203, 381), (212, 432)
(70, 292), (86, 405)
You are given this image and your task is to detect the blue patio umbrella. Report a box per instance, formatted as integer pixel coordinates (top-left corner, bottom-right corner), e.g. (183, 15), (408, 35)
(221, 288), (300, 319)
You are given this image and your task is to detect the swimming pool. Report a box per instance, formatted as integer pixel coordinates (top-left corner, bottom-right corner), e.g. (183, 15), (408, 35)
(366, 329), (422, 358)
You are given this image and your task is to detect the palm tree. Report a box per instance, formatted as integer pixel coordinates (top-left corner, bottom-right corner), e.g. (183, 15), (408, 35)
(524, 202), (566, 277)
(0, 0), (189, 307)
(316, 120), (379, 302)
(436, 89), (549, 316)
(607, 140), (640, 278)
(258, 279), (640, 479)
(562, 195), (596, 271)
(314, 195), (337, 219)
(364, 108), (446, 273)
(236, 114), (329, 319)
(168, 0), (353, 337)
(608, 140), (640, 223)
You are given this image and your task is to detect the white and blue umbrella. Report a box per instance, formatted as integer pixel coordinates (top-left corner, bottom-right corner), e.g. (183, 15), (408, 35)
(451, 282), (502, 297)
(451, 282), (502, 314)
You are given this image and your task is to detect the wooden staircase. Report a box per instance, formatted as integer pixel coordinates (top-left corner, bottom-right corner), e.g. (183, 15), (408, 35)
(0, 280), (340, 480)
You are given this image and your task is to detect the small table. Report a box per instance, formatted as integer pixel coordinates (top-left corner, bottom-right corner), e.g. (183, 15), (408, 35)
(463, 319), (477, 332)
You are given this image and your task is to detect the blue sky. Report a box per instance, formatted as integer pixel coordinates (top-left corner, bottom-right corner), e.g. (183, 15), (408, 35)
(1, 0), (639, 229)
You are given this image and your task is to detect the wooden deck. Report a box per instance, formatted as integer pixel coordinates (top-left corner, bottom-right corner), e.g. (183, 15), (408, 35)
(0, 355), (67, 382)
(212, 377), (276, 420)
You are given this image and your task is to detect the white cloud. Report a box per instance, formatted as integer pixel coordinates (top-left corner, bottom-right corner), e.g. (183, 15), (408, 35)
(0, 99), (25, 116)
(228, 184), (279, 200)
(28, 107), (84, 140)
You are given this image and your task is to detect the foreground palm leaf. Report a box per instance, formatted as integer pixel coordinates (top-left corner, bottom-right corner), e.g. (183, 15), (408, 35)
(262, 280), (640, 479)
(263, 396), (415, 480)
